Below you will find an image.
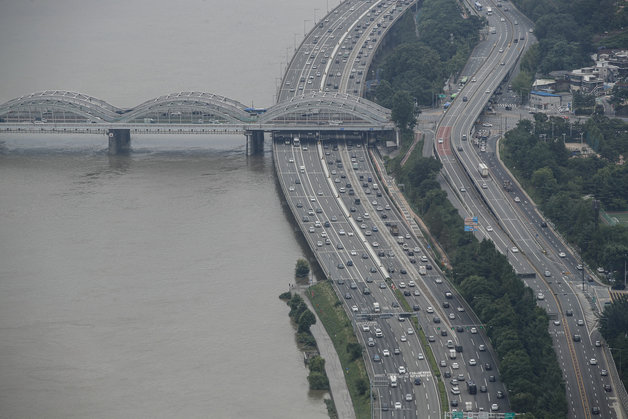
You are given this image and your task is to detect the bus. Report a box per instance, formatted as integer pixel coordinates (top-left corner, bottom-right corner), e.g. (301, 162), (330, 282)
(460, 76), (468, 85)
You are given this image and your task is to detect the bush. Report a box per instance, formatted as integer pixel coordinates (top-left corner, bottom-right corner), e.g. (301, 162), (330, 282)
(307, 371), (330, 390)
(295, 258), (310, 278)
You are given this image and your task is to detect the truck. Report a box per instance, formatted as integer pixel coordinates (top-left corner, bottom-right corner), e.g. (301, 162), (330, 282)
(419, 266), (427, 275)
(487, 6), (492, 15)
(478, 163), (489, 177)
(373, 302), (381, 313)
(390, 374), (398, 387)
(390, 224), (399, 235)
(449, 349), (457, 359)
(490, 26), (497, 34)
(465, 401), (473, 411)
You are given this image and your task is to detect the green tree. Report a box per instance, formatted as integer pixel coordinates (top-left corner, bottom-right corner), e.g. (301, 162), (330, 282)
(346, 342), (363, 362)
(307, 371), (330, 390)
(298, 309), (317, 333)
(356, 378), (369, 395)
(391, 90), (415, 131)
(295, 258), (310, 278)
(308, 355), (326, 374)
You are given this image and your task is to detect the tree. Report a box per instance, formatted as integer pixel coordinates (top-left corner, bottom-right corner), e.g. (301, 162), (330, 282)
(298, 309), (316, 333)
(307, 371), (329, 390)
(295, 258), (310, 278)
(346, 342), (363, 361)
(308, 355), (326, 374)
(391, 90), (415, 131)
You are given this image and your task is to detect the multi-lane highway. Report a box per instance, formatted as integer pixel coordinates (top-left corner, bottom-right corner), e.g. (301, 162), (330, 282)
(433, 1), (620, 418)
(274, 136), (510, 417)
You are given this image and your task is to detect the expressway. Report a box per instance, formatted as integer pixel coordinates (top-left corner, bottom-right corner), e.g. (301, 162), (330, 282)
(279, 0), (413, 102)
(274, 136), (510, 416)
(433, 1), (619, 418)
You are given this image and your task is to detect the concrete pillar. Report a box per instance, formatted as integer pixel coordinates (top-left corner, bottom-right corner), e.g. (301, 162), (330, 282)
(246, 130), (265, 155)
(107, 129), (131, 155)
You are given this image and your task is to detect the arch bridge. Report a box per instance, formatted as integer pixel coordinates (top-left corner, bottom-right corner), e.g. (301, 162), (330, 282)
(0, 90), (395, 153)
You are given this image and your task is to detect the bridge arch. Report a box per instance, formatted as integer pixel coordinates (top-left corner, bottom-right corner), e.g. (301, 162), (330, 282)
(260, 92), (391, 126)
(0, 90), (122, 123)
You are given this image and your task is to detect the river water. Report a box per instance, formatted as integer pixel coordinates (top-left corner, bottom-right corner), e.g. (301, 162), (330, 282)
(0, 1), (334, 418)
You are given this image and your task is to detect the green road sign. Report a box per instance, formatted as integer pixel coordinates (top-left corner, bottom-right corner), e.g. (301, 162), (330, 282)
(504, 413), (516, 419)
(452, 412), (463, 419)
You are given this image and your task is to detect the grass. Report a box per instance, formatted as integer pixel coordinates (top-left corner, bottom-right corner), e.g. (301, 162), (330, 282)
(307, 281), (371, 419)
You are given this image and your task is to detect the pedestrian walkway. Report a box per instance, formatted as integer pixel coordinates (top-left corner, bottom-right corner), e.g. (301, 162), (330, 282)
(297, 287), (356, 419)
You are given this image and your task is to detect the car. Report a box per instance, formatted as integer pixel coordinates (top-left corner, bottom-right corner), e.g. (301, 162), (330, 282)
(511, 246), (519, 253)
(537, 293), (544, 300)
(375, 328), (383, 338)
(400, 335), (407, 342)
(496, 390), (504, 398)
(573, 334), (581, 342)
(344, 293), (351, 299)
(438, 138), (444, 144)
(595, 340), (601, 347)
(489, 375), (496, 382)
(405, 393), (412, 401)
(590, 358), (598, 365)
(484, 363), (492, 370)
(440, 360), (447, 367)
(337, 243), (343, 249)
(394, 402), (402, 410)
(566, 309), (573, 316)
(544, 270), (552, 278)
(601, 369), (608, 376)
(444, 371), (452, 378)
(482, 123), (493, 127)
(435, 278), (443, 284)
(592, 406), (601, 415)
(372, 242), (379, 247)
(460, 187), (466, 192)
(597, 267), (605, 273)
(428, 335), (435, 342)
(441, 329), (448, 336)
(398, 366), (406, 374)
(479, 344), (486, 351)
(449, 313), (456, 320)
(457, 306), (465, 312)
(379, 282), (386, 289)
(362, 324), (370, 332)
(451, 399), (458, 407)
(498, 48), (504, 53)
(487, 225), (493, 232)
(491, 403), (499, 412)
(577, 264), (583, 270)
(368, 337), (375, 347)
(553, 320), (561, 326)
(485, 89), (491, 94)
(471, 327), (477, 334)
(469, 358), (477, 366)
(452, 362), (459, 369)
(433, 317), (441, 324)
(604, 384), (612, 392)
(383, 349), (390, 357)
(514, 196), (521, 203)
(577, 319), (584, 326)
(408, 328), (414, 335)
(413, 289), (420, 296)
(480, 385), (487, 393)
(418, 353), (424, 360)
(559, 252), (566, 258)
(399, 282), (406, 288)
(351, 305), (358, 312)
(373, 353), (380, 361)
(403, 290), (411, 296)
(451, 386), (460, 395)
(426, 306), (434, 313)
(414, 377), (422, 385)
(443, 301), (450, 308)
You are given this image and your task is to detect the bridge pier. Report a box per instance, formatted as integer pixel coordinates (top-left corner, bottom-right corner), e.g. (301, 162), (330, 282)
(107, 129), (131, 155)
(245, 130), (264, 155)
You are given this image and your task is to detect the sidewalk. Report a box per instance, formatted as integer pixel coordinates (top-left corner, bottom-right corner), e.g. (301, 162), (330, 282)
(298, 287), (356, 419)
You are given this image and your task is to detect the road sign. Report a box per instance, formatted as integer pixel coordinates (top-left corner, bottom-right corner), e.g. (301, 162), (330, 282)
(452, 412), (463, 419)
(504, 413), (516, 419)
(464, 226), (476, 232)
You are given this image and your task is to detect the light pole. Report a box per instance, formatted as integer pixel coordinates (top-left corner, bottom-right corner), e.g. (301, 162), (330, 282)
(304, 19), (310, 37)
(314, 8), (319, 24)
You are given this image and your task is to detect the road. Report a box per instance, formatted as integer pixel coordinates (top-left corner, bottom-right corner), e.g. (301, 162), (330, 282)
(431, 1), (621, 418)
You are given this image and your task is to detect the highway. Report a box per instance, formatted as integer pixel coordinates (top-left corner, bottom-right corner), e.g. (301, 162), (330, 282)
(433, 1), (619, 418)
(274, 135), (510, 416)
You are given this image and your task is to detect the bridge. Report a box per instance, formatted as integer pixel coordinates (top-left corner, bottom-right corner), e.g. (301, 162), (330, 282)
(0, 89), (393, 154)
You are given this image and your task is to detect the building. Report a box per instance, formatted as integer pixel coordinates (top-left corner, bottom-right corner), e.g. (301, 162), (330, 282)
(529, 90), (561, 111)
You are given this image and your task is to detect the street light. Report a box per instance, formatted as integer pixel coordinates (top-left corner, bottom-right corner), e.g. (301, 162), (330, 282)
(304, 19), (310, 36)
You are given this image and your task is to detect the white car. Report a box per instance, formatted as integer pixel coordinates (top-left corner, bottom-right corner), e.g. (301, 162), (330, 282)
(383, 349), (390, 357)
(351, 305), (358, 312)
(398, 366), (406, 374)
(559, 252), (566, 258)
(491, 403), (499, 411)
(418, 353), (424, 360)
(452, 362), (459, 369)
(400, 335), (407, 342)
(407, 328), (414, 335)
(537, 293), (545, 300)
(469, 358), (477, 366)
(362, 324), (370, 332)
(451, 386), (460, 395)
(395, 401), (402, 410)
(372, 242), (379, 247)
(478, 344), (486, 351)
(487, 225), (493, 232)
(427, 306), (434, 313)
(435, 278), (443, 284)
(405, 393), (413, 401)
(511, 247), (519, 253)
(470, 327), (477, 334)
(514, 196), (521, 203)
(449, 313), (456, 320)
(457, 306), (465, 312)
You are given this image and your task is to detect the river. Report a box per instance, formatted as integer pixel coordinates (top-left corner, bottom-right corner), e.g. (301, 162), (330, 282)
(0, 1), (335, 418)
